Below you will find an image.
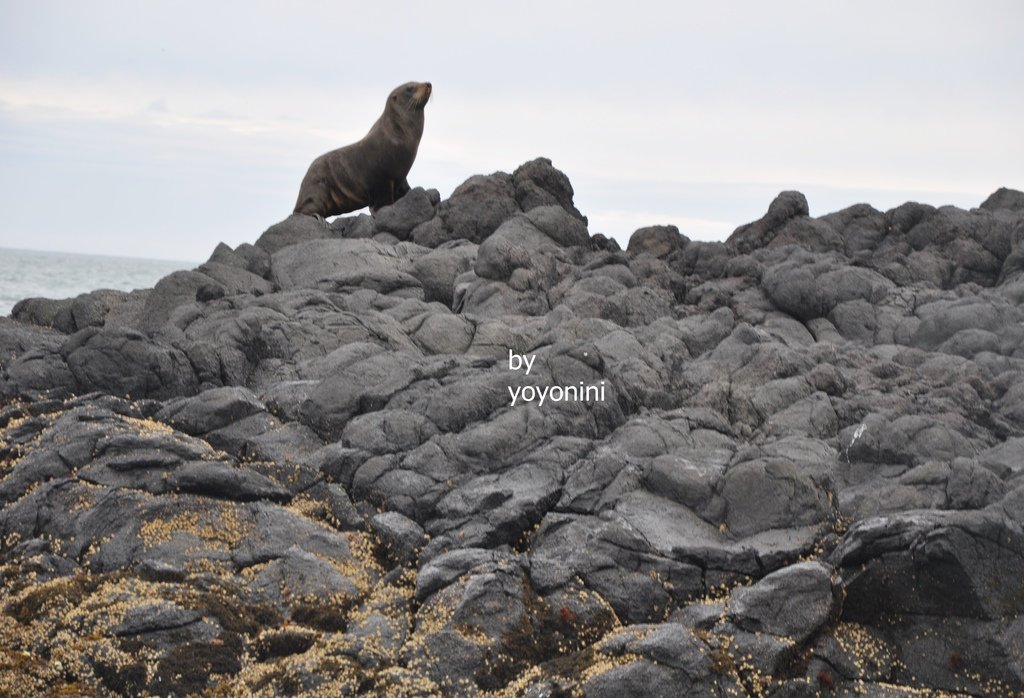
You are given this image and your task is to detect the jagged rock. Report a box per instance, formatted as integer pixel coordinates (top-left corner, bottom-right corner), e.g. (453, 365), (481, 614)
(299, 351), (425, 439)
(155, 386), (266, 435)
(248, 547), (362, 611)
(370, 510), (427, 567)
(166, 462), (291, 502)
(2, 171), (1023, 697)
(0, 317), (64, 369)
(3, 347), (77, 398)
(585, 623), (745, 697)
(404, 556), (558, 695)
(140, 269), (226, 332)
(728, 561), (839, 642)
(234, 241), (272, 277)
(11, 296), (78, 333)
(981, 186), (1024, 212)
(415, 172), (519, 246)
(196, 261), (273, 297)
(63, 326), (199, 399)
(762, 253), (894, 322)
(730, 191), (816, 254)
(719, 456), (833, 536)
(512, 156), (587, 222)
(410, 240), (478, 305)
(627, 225), (688, 258)
(270, 238), (427, 296)
(834, 509), (1024, 620)
(374, 187), (440, 240)
(254, 212), (331, 254)
(474, 206), (588, 282)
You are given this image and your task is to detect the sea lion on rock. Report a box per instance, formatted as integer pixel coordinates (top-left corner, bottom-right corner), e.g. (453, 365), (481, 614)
(294, 81), (432, 218)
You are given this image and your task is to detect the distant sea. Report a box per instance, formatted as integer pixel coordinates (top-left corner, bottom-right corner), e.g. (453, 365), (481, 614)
(0, 247), (194, 316)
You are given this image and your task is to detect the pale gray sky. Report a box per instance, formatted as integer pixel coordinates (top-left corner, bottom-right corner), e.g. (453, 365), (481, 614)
(1, 0), (1021, 262)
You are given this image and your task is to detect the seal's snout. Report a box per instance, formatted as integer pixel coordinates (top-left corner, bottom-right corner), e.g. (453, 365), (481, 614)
(418, 81), (433, 106)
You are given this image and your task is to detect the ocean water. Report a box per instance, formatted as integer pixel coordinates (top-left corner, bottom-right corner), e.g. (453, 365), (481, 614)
(0, 247), (193, 316)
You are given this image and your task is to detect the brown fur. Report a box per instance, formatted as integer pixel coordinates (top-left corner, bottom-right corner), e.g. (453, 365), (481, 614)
(294, 81), (431, 217)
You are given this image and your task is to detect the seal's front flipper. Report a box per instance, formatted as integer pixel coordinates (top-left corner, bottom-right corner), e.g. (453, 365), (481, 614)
(368, 179), (399, 212)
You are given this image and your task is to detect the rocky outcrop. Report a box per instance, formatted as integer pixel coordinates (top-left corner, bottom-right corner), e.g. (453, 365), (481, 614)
(2, 160), (1023, 696)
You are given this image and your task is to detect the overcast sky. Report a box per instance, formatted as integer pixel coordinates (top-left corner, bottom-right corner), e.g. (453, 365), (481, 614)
(1, 1), (1021, 262)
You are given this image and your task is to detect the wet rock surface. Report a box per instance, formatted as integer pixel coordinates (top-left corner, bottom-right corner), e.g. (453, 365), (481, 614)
(2, 161), (1023, 696)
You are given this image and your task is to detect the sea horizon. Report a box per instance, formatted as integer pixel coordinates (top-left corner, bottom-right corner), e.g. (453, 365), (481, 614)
(0, 246), (198, 316)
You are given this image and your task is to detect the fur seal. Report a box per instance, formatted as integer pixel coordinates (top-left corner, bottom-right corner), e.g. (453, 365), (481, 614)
(294, 81), (432, 217)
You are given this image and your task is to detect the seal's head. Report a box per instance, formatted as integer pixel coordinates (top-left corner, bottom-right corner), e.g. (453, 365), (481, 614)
(388, 81), (432, 112)
(379, 81), (430, 142)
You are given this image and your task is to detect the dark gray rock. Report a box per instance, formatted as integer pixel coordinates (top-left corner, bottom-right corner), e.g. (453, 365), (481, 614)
(980, 186), (1024, 213)
(370, 511), (427, 567)
(2, 166), (1022, 697)
(166, 461), (291, 502)
(834, 510), (1024, 620)
(233, 420), (324, 494)
(719, 457), (833, 537)
(728, 190), (810, 253)
(0, 316), (64, 367)
(728, 561), (838, 642)
(762, 254), (894, 322)
(11, 296), (76, 332)
(155, 386), (266, 435)
(627, 225), (688, 258)
(512, 156), (586, 222)
(207, 241), (247, 269)
(842, 412), (982, 467)
(373, 187), (439, 241)
(254, 213), (331, 254)
(341, 409), (439, 455)
(233, 241), (272, 277)
(878, 615), (1024, 695)
(299, 351), (425, 439)
(585, 623), (745, 697)
(343, 587), (413, 669)
(432, 461), (562, 548)
(140, 270), (226, 332)
(415, 548), (513, 602)
(410, 240), (478, 306)
(979, 437), (1024, 479)
(270, 238), (427, 296)
(62, 326), (199, 399)
(248, 546), (362, 609)
(112, 601), (204, 638)
(404, 556), (567, 695)
(11, 289), (144, 335)
(196, 261), (274, 297)
(416, 171), (519, 246)
(3, 345), (77, 398)
(473, 209), (583, 282)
